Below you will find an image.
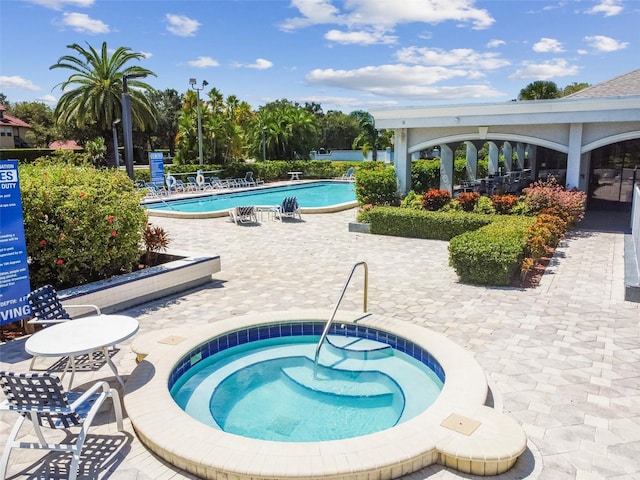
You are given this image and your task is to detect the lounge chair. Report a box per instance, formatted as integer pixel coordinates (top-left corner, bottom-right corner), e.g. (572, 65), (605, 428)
(277, 196), (302, 221)
(187, 176), (200, 190)
(229, 205), (258, 224)
(245, 171), (264, 186)
(144, 182), (168, 197)
(341, 167), (355, 181)
(0, 371), (124, 480)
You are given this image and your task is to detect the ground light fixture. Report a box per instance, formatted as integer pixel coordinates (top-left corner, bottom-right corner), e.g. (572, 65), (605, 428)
(122, 73), (147, 179)
(189, 78), (208, 165)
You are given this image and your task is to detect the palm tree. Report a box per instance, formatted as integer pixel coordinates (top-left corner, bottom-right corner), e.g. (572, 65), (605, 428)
(517, 81), (560, 100)
(50, 41), (158, 167)
(351, 111), (379, 161)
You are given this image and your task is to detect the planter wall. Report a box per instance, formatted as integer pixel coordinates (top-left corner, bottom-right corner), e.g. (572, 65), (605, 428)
(58, 249), (221, 315)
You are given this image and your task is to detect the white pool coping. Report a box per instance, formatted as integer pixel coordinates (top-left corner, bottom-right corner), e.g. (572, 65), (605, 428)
(126, 310), (527, 479)
(144, 180), (359, 219)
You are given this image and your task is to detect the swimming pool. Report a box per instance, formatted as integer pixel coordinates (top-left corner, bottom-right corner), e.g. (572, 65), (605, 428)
(145, 181), (357, 218)
(126, 310), (528, 479)
(170, 334), (443, 442)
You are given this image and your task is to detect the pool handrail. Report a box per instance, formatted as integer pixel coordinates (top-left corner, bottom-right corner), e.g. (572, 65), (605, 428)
(314, 261), (368, 366)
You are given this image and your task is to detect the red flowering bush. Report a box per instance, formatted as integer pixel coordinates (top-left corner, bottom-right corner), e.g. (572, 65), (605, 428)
(491, 194), (520, 214)
(21, 162), (148, 289)
(422, 189), (451, 211)
(522, 177), (586, 225)
(455, 192), (480, 212)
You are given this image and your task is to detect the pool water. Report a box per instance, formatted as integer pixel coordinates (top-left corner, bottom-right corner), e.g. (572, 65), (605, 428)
(170, 335), (443, 442)
(145, 181), (356, 213)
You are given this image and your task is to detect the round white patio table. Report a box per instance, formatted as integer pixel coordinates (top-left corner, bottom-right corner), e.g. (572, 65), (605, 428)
(25, 315), (139, 388)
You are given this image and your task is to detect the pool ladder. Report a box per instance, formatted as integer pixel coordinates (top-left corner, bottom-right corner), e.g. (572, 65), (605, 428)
(314, 261), (368, 366)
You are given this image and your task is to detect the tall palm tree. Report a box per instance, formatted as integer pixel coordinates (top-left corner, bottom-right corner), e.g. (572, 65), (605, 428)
(50, 41), (157, 167)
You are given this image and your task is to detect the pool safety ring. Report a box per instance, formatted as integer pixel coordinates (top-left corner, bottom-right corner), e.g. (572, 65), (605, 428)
(196, 172), (205, 187)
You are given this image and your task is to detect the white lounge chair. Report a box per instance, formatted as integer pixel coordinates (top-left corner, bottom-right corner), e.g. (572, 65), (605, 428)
(0, 371), (124, 480)
(229, 206), (258, 224)
(277, 196), (302, 221)
(341, 167), (355, 181)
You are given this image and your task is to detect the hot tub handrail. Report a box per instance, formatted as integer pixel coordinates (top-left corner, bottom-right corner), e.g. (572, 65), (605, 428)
(314, 261), (368, 365)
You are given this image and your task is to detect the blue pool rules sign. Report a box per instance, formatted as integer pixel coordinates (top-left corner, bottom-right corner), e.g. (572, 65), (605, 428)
(149, 151), (164, 185)
(0, 160), (31, 325)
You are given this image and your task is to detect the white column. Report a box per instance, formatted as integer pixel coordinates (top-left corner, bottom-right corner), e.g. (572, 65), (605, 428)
(465, 141), (478, 181)
(502, 141), (513, 172)
(527, 145), (538, 180)
(566, 123), (583, 190)
(516, 143), (525, 170)
(395, 128), (410, 194)
(488, 142), (499, 174)
(440, 144), (454, 193)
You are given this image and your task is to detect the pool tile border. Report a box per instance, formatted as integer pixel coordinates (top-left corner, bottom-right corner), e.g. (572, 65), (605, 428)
(126, 309), (527, 479)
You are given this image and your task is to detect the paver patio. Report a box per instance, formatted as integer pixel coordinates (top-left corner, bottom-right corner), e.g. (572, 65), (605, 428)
(1, 207), (638, 480)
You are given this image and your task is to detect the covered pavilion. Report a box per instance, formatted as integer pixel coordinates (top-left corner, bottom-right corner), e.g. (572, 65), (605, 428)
(371, 69), (640, 211)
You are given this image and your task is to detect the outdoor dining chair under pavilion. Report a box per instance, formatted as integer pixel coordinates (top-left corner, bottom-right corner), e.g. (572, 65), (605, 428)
(0, 371), (124, 480)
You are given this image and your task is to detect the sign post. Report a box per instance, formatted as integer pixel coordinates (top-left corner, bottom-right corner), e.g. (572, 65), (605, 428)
(0, 160), (31, 325)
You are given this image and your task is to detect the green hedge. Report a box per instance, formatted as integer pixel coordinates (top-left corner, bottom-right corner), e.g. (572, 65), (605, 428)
(359, 206), (495, 240)
(448, 216), (535, 285)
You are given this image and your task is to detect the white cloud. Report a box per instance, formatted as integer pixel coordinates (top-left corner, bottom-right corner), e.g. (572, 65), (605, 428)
(487, 39), (505, 48)
(166, 14), (200, 37)
(0, 76), (40, 91)
(587, 0), (623, 16)
(242, 58), (274, 70)
(533, 38), (564, 53)
(37, 94), (58, 105)
(509, 59), (580, 80)
(26, 0), (93, 10)
(584, 35), (628, 52)
(58, 12), (109, 34)
(395, 46), (510, 70)
(325, 29), (397, 45)
(305, 64), (505, 100)
(187, 56), (219, 68)
(280, 0), (494, 32)
(139, 51), (153, 59)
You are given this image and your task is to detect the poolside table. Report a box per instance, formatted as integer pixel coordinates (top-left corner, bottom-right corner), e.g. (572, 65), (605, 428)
(25, 314), (139, 388)
(288, 171), (302, 181)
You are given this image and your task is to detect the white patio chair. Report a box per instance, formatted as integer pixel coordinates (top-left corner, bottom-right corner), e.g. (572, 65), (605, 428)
(277, 196), (302, 221)
(0, 371), (123, 480)
(27, 285), (103, 374)
(229, 206), (258, 224)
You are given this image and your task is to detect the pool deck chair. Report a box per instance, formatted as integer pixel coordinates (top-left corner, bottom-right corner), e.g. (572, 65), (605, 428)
(0, 371), (124, 480)
(341, 167), (355, 181)
(277, 196), (302, 221)
(229, 206), (258, 224)
(27, 285), (104, 374)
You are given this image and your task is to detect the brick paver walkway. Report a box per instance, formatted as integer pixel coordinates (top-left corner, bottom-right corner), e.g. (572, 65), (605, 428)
(1, 208), (638, 480)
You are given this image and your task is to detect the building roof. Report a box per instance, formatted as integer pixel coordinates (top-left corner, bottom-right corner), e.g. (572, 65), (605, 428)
(564, 69), (640, 98)
(0, 105), (31, 128)
(49, 140), (82, 150)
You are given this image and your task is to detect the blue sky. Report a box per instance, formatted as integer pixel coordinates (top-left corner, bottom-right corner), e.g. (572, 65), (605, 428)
(1, 0), (637, 113)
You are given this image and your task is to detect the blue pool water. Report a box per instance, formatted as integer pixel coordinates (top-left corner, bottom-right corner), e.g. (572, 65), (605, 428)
(170, 335), (443, 442)
(145, 181), (356, 213)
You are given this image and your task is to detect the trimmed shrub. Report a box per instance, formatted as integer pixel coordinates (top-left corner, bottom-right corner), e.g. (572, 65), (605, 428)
(422, 189), (451, 211)
(449, 216), (535, 285)
(491, 194), (520, 214)
(20, 162), (148, 290)
(362, 206), (494, 240)
(355, 166), (398, 205)
(456, 192), (480, 212)
(399, 190), (424, 209)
